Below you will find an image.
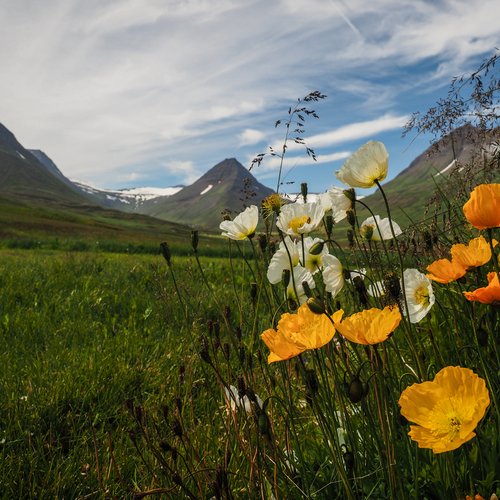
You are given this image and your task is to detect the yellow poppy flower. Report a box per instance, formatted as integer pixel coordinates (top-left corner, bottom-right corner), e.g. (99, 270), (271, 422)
(261, 304), (343, 363)
(336, 141), (389, 188)
(426, 258), (467, 284)
(463, 272), (500, 305)
(463, 183), (500, 230)
(398, 366), (490, 453)
(451, 236), (497, 270)
(334, 305), (401, 345)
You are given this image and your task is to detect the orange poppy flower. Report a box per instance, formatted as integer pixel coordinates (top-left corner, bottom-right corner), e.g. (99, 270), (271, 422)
(451, 236), (497, 270)
(426, 258), (467, 284)
(463, 183), (500, 230)
(261, 304), (343, 363)
(334, 305), (401, 345)
(463, 272), (500, 304)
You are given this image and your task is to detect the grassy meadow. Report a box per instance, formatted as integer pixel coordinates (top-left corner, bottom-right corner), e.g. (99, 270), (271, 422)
(1, 174), (499, 499)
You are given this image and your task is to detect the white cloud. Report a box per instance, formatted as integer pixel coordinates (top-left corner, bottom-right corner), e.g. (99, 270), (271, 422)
(238, 129), (266, 146)
(163, 160), (201, 185)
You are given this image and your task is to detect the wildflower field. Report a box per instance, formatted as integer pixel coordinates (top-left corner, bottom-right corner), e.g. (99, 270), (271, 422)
(2, 62), (500, 498)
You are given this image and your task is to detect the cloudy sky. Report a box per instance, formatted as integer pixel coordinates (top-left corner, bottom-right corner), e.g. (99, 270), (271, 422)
(1, 0), (499, 193)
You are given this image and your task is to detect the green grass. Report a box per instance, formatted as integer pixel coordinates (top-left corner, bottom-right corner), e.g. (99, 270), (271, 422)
(0, 251), (203, 496)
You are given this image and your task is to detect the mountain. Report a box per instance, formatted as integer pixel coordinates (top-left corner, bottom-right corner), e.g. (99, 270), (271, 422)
(0, 123), (88, 206)
(71, 181), (183, 212)
(143, 158), (275, 229)
(0, 123), (197, 250)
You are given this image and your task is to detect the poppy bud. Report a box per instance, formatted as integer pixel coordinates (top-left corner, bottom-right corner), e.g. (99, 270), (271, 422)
(258, 233), (267, 253)
(353, 276), (368, 307)
(304, 369), (319, 397)
(159, 440), (172, 452)
(347, 229), (354, 248)
(347, 377), (365, 403)
(191, 230), (199, 251)
(309, 240), (325, 255)
(384, 273), (401, 301)
(250, 282), (258, 305)
(343, 449), (355, 471)
(282, 269), (291, 288)
(258, 412), (270, 436)
(343, 188), (356, 206)
(306, 297), (325, 314)
(160, 241), (171, 266)
(301, 182), (308, 202)
(199, 336), (211, 364)
(302, 281), (313, 298)
(346, 209), (356, 228)
(360, 224), (374, 241)
(172, 418), (183, 437)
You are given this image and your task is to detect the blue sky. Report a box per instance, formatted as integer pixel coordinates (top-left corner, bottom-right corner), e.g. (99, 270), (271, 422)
(1, 0), (499, 193)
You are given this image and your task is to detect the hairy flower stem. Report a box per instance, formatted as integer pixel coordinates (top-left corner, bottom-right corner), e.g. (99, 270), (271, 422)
(167, 263), (189, 321)
(375, 180), (424, 380)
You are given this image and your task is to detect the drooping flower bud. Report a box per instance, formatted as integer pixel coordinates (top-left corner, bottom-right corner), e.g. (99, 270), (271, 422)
(309, 240), (325, 255)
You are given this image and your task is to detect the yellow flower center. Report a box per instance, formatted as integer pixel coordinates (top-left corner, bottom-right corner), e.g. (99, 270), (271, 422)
(308, 255), (321, 270)
(414, 285), (429, 306)
(289, 216), (311, 233)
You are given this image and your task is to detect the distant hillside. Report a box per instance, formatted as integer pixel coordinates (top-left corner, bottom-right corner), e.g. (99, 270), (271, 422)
(0, 122), (201, 251)
(144, 158), (275, 229)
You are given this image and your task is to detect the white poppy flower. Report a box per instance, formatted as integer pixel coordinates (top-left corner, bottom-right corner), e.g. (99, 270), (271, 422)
(276, 202), (325, 238)
(322, 254), (345, 298)
(224, 385), (263, 413)
(286, 265), (315, 305)
(402, 269), (435, 323)
(267, 237), (300, 284)
(302, 237), (330, 274)
(360, 215), (402, 241)
(219, 205), (259, 240)
(328, 187), (352, 223)
(336, 141), (389, 188)
(317, 192), (333, 212)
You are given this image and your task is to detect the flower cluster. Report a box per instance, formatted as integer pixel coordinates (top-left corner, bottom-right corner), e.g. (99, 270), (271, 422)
(219, 142), (495, 460)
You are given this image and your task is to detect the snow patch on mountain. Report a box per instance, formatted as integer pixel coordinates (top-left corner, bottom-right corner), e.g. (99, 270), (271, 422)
(200, 184), (213, 195)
